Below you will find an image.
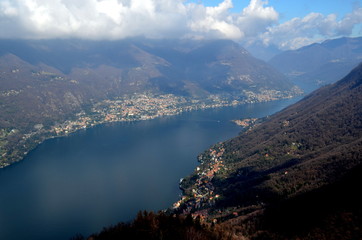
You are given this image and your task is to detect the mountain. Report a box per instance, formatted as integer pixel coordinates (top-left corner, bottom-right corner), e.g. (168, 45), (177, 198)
(76, 54), (362, 240)
(137, 39), (297, 96)
(176, 63), (362, 239)
(269, 37), (362, 92)
(0, 39), (299, 167)
(0, 39), (296, 97)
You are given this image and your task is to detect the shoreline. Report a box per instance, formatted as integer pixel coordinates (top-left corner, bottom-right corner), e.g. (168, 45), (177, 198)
(0, 91), (300, 168)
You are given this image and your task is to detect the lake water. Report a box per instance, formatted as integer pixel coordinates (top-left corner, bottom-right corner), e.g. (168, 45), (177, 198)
(0, 98), (300, 240)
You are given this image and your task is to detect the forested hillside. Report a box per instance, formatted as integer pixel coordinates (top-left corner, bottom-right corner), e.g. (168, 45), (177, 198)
(177, 62), (362, 239)
(76, 62), (362, 240)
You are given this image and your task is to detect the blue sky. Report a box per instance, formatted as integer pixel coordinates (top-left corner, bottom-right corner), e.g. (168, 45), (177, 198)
(0, 0), (361, 50)
(188, 0), (359, 20)
(184, 0), (362, 48)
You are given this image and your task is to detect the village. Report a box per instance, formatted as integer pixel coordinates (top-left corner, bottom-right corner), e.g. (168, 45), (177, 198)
(1, 89), (294, 168)
(173, 144), (226, 220)
(50, 89), (293, 137)
(51, 93), (233, 136)
(233, 118), (258, 128)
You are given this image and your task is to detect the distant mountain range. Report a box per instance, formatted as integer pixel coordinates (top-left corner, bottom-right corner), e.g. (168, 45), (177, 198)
(0, 39), (299, 167)
(176, 62), (362, 239)
(269, 37), (362, 91)
(0, 38), (295, 97)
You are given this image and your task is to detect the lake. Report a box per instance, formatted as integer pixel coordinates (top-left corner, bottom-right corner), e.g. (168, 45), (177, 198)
(0, 98), (300, 240)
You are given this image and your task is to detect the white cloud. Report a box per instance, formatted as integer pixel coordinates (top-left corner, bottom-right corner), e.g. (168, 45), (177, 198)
(0, 0), (18, 17)
(186, 0), (243, 39)
(259, 6), (362, 50)
(336, 6), (362, 35)
(0, 0), (277, 40)
(0, 0), (361, 50)
(236, 0), (278, 36)
(0, 0), (189, 39)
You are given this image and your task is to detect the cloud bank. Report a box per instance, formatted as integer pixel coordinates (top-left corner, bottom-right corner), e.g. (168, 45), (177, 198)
(0, 0), (361, 49)
(260, 6), (362, 49)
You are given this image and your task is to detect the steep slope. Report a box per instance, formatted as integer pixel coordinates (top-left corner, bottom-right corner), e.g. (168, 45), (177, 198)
(177, 63), (362, 239)
(269, 37), (362, 91)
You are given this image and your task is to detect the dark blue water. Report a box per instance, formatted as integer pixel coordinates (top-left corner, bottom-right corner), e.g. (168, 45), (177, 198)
(0, 98), (300, 240)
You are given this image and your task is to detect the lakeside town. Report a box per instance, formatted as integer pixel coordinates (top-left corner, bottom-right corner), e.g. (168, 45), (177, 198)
(173, 144), (226, 221)
(232, 118), (258, 128)
(52, 93), (225, 136)
(0, 89), (297, 168)
(51, 89), (296, 136)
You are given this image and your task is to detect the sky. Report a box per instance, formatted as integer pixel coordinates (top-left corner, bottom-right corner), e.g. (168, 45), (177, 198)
(0, 0), (361, 50)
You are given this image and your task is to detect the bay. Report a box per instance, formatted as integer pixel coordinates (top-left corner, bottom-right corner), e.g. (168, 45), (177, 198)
(0, 98), (300, 240)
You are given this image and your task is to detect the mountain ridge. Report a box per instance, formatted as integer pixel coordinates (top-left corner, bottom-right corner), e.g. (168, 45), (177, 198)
(269, 37), (362, 91)
(0, 38), (297, 97)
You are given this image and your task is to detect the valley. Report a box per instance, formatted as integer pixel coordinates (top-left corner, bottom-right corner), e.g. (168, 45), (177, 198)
(269, 37), (362, 91)
(1, 37), (361, 240)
